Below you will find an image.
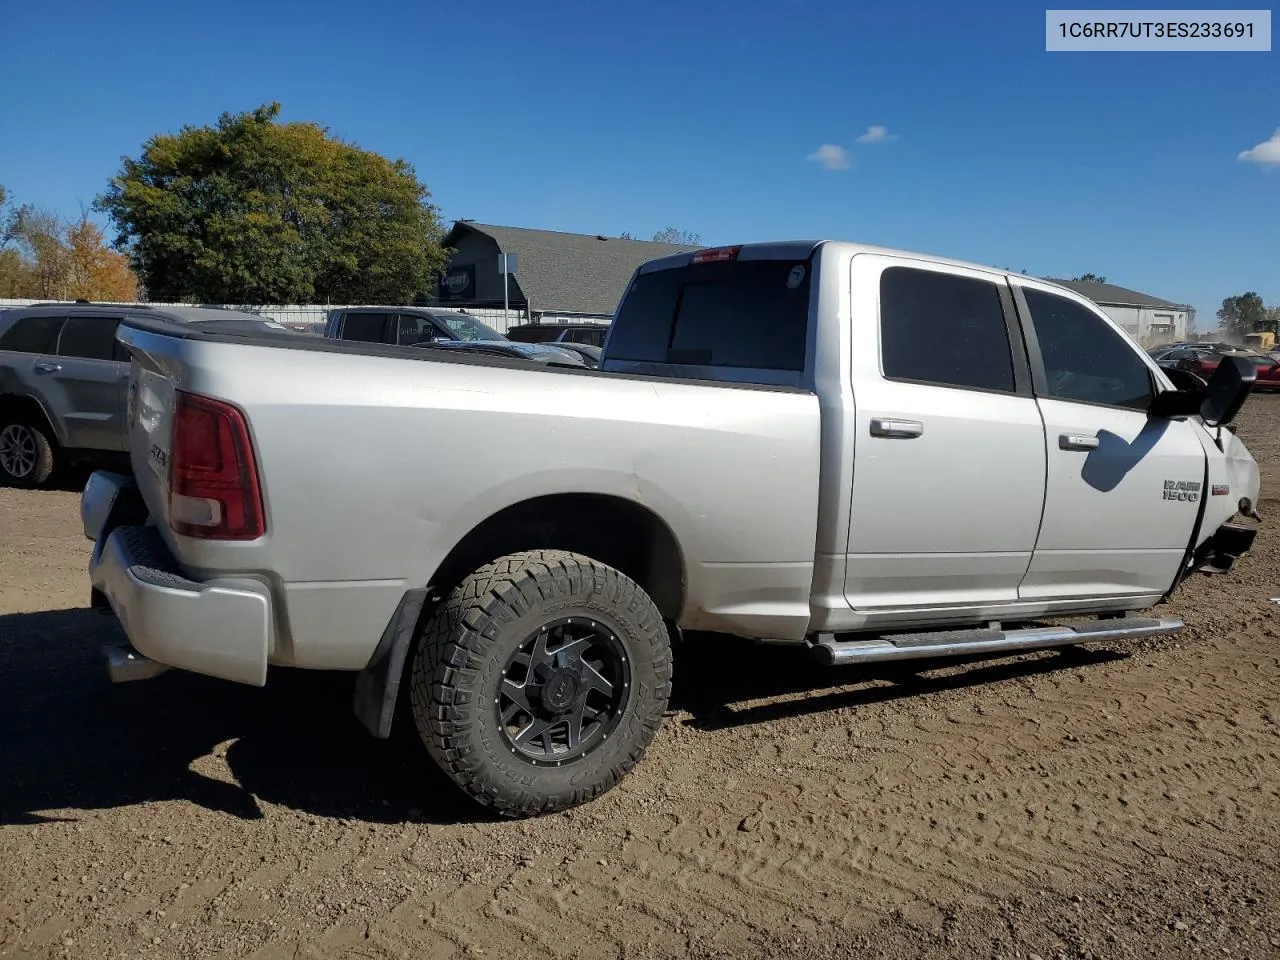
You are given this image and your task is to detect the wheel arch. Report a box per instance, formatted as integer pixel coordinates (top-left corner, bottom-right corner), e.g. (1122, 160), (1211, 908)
(0, 393), (62, 445)
(353, 492), (688, 741)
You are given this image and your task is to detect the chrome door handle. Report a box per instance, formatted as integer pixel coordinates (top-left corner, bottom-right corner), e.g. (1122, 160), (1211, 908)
(1059, 433), (1099, 451)
(870, 418), (924, 439)
(33, 362), (62, 374)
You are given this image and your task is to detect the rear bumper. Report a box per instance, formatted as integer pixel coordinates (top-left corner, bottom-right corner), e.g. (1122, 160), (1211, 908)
(83, 470), (272, 686)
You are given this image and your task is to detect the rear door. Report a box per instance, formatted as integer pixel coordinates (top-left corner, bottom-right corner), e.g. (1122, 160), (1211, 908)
(844, 257), (1047, 610)
(1012, 281), (1206, 600)
(336, 311), (394, 344)
(45, 314), (128, 451)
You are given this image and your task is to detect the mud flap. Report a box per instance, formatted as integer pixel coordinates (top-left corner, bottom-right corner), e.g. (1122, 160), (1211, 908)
(352, 588), (430, 739)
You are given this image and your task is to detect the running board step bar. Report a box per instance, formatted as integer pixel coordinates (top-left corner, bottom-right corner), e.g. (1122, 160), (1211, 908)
(810, 617), (1184, 666)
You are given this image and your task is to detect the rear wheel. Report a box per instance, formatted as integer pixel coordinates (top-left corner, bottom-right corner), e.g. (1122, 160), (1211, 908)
(0, 418), (57, 487)
(410, 549), (673, 817)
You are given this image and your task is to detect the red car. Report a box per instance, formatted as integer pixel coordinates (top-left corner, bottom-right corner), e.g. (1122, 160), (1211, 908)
(1158, 348), (1280, 392)
(1244, 353), (1280, 391)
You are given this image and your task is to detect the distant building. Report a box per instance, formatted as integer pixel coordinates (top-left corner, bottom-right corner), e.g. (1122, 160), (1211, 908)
(432, 222), (701, 331)
(1046, 278), (1193, 343)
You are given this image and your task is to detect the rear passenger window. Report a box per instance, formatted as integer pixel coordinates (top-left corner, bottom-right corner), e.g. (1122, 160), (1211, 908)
(58, 316), (121, 361)
(879, 267), (1015, 393)
(1022, 288), (1154, 410)
(609, 258), (811, 371)
(340, 313), (388, 343)
(0, 315), (64, 354)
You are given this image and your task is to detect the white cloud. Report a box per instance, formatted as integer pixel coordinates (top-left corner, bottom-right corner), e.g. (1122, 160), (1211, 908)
(1237, 128), (1280, 166)
(857, 125), (898, 144)
(806, 144), (850, 171)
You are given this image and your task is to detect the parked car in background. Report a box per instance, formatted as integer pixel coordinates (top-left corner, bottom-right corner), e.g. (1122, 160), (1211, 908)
(325, 306), (506, 346)
(325, 305), (585, 364)
(0, 302), (295, 487)
(1153, 346), (1280, 392)
(544, 342), (602, 368)
(1152, 347), (1223, 381)
(409, 339), (588, 367)
(505, 322), (610, 348)
(1241, 352), (1280, 391)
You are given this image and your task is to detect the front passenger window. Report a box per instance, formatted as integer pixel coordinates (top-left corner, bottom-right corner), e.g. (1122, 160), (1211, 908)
(1022, 288), (1154, 410)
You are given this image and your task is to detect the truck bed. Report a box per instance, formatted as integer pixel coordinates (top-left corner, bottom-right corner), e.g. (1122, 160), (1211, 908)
(116, 315), (823, 673)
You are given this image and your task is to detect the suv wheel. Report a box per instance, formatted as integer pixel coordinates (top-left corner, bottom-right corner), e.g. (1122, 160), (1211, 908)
(0, 419), (57, 487)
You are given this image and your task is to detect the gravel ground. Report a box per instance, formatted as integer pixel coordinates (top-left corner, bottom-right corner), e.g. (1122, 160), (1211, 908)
(1, 399), (1278, 960)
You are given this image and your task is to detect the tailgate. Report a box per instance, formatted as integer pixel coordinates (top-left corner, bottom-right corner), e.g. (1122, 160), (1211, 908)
(121, 326), (181, 531)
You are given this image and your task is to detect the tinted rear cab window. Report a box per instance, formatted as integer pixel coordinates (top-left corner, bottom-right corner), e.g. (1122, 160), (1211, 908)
(879, 267), (1016, 393)
(608, 256), (813, 373)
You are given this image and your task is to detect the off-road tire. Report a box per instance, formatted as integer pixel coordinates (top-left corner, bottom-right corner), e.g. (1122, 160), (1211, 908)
(410, 549), (673, 818)
(0, 416), (58, 487)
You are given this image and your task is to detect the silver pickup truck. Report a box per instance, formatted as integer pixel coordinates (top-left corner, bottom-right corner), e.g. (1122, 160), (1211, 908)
(81, 240), (1262, 817)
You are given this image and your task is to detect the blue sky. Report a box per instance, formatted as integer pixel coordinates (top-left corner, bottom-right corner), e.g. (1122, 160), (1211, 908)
(1, 0), (1276, 326)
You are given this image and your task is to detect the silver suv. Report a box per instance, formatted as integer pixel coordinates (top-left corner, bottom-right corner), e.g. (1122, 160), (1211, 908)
(0, 302), (294, 486)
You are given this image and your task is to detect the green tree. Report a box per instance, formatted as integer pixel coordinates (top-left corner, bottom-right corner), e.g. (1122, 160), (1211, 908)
(1217, 292), (1268, 338)
(95, 103), (449, 304)
(1071, 273), (1108, 284)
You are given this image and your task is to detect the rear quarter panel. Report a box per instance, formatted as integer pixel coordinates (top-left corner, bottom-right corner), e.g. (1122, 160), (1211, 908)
(122, 328), (822, 668)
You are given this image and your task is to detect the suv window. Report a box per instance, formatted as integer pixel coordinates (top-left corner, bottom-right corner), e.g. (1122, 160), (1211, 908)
(0, 315), (64, 354)
(879, 267), (1015, 393)
(395, 314), (444, 345)
(58, 315), (121, 361)
(340, 312), (389, 343)
(609, 257), (811, 370)
(566, 328), (605, 346)
(1022, 288), (1153, 410)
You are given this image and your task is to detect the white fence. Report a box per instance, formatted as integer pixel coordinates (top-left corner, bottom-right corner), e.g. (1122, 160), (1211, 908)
(0, 298), (540, 333)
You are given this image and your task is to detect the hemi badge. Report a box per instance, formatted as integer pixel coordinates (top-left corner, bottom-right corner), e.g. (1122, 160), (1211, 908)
(1211, 484), (1230, 496)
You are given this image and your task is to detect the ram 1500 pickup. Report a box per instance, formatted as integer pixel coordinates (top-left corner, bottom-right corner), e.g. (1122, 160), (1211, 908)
(81, 240), (1262, 817)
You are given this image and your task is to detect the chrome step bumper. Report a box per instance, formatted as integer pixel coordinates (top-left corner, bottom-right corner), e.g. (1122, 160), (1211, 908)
(810, 616), (1184, 666)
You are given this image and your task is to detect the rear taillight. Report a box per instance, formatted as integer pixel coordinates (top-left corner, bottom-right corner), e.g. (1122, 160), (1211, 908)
(169, 391), (265, 540)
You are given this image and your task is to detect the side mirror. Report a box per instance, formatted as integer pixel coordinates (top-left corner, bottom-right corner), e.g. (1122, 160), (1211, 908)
(1150, 387), (1205, 419)
(1149, 366), (1206, 419)
(1162, 367), (1207, 392)
(1201, 355), (1256, 427)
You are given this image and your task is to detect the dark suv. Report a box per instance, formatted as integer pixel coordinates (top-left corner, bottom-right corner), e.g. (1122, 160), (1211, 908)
(0, 302), (294, 486)
(505, 322), (610, 348)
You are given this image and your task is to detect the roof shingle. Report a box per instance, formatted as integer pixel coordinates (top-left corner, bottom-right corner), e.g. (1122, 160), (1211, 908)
(1044, 278), (1187, 309)
(444, 222), (701, 316)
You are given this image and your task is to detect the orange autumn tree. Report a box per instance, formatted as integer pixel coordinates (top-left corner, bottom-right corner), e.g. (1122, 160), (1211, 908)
(64, 216), (140, 301)
(0, 186), (140, 301)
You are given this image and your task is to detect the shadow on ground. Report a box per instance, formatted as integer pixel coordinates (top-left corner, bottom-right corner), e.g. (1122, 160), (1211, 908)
(671, 632), (1126, 731)
(0, 609), (1124, 827)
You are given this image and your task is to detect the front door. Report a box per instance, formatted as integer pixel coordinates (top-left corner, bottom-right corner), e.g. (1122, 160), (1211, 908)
(1013, 282), (1205, 600)
(844, 257), (1047, 611)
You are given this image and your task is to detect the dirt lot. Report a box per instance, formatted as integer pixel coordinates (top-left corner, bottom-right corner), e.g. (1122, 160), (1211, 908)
(2, 402), (1279, 960)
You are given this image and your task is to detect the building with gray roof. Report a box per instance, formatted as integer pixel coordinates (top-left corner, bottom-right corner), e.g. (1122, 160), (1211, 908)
(1045, 278), (1193, 343)
(431, 222), (701, 328)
